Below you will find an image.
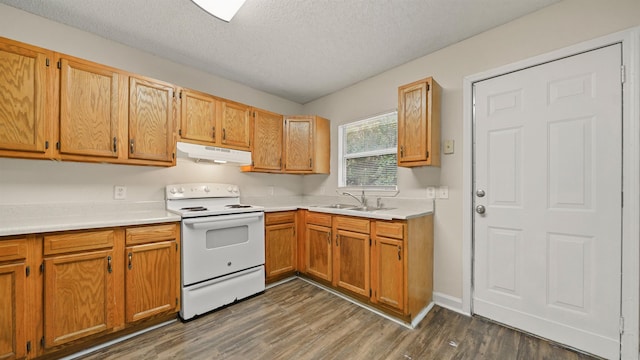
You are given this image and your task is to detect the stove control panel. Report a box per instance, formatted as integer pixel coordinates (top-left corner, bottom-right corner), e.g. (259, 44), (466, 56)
(166, 183), (240, 199)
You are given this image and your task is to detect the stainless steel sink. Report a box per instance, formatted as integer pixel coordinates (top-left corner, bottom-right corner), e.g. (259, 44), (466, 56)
(316, 204), (358, 209)
(350, 206), (396, 212)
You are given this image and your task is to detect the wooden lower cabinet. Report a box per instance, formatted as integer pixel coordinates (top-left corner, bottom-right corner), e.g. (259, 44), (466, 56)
(264, 212), (297, 283)
(125, 223), (180, 323)
(0, 222), (180, 359)
(302, 211), (433, 323)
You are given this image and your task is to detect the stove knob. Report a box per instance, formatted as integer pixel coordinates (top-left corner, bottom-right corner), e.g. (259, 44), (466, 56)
(227, 186), (233, 193)
(178, 187), (185, 194)
(203, 186), (210, 193)
(232, 186), (239, 193)
(169, 187), (177, 194)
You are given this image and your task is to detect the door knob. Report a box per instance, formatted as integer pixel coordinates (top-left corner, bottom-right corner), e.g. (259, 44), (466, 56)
(476, 189), (485, 197)
(475, 205), (486, 214)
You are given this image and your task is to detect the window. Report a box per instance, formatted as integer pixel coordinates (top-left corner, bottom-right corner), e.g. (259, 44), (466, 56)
(338, 111), (397, 189)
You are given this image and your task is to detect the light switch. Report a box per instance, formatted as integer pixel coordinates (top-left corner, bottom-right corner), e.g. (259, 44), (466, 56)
(444, 139), (454, 154)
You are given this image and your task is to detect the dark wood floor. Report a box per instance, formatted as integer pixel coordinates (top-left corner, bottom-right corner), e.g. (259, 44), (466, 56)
(78, 279), (597, 360)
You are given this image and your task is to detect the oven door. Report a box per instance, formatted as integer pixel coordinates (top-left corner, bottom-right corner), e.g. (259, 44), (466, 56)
(181, 211), (265, 286)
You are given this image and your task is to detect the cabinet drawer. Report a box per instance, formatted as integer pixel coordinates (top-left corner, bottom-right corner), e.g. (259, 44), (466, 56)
(374, 221), (405, 240)
(44, 230), (115, 255)
(126, 223), (176, 245)
(265, 211), (296, 226)
(306, 212), (332, 227)
(0, 238), (28, 262)
(334, 216), (370, 234)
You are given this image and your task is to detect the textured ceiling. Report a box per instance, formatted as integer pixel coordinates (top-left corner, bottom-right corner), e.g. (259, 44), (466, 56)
(0, 0), (561, 104)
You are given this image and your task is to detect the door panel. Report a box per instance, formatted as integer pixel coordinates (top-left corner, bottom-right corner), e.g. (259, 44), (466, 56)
(473, 44), (622, 359)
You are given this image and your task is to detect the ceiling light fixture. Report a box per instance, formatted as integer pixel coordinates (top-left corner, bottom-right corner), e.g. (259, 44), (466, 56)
(191, 0), (247, 22)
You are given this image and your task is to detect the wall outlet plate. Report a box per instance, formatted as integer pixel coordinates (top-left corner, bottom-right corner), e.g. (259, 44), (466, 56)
(444, 139), (455, 154)
(438, 186), (449, 199)
(426, 187), (436, 199)
(114, 185), (127, 200)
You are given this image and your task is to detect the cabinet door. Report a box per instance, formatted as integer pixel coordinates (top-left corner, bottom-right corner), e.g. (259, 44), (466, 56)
(44, 250), (114, 348)
(125, 241), (177, 323)
(334, 229), (370, 297)
(252, 108), (283, 171)
(129, 76), (175, 163)
(265, 222), (296, 281)
(306, 224), (332, 281)
(0, 38), (50, 156)
(220, 100), (251, 150)
(180, 89), (217, 144)
(284, 117), (313, 172)
(0, 262), (26, 360)
(58, 57), (121, 158)
(398, 80), (428, 164)
(372, 236), (404, 312)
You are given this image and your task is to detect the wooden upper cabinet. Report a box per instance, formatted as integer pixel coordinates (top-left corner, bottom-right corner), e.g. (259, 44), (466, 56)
(0, 37), (53, 159)
(180, 89), (217, 145)
(250, 107), (283, 172)
(220, 100), (251, 150)
(283, 115), (330, 174)
(397, 77), (441, 167)
(129, 76), (176, 165)
(58, 55), (124, 159)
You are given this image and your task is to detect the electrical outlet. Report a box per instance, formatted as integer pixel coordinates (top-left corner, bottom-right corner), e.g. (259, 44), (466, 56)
(438, 186), (449, 199)
(426, 187), (436, 199)
(443, 139), (455, 154)
(114, 185), (127, 200)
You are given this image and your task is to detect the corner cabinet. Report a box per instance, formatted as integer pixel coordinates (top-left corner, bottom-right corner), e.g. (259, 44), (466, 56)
(0, 37), (54, 160)
(283, 115), (330, 174)
(397, 77), (441, 167)
(125, 224), (180, 323)
(264, 212), (297, 283)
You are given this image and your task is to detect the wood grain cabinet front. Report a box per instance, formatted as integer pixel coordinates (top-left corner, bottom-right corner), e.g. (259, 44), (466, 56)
(179, 88), (218, 145)
(397, 77), (441, 167)
(265, 212), (297, 283)
(124, 224), (180, 323)
(283, 115), (330, 174)
(42, 230), (119, 349)
(219, 99), (252, 151)
(0, 37), (54, 160)
(0, 238), (29, 360)
(305, 212), (333, 282)
(248, 107), (284, 172)
(333, 216), (370, 298)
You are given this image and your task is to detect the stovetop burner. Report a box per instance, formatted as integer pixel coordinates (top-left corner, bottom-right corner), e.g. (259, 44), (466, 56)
(180, 206), (208, 212)
(225, 204), (253, 209)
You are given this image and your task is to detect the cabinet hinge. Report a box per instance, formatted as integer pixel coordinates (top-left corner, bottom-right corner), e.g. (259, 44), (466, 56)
(40, 262), (44, 274)
(45, 140), (49, 149)
(369, 288), (372, 297)
(172, 152), (175, 159)
(620, 317), (625, 335)
(40, 336), (45, 348)
(179, 91), (182, 99)
(369, 238), (372, 246)
(621, 65), (626, 84)
(178, 129), (182, 136)
(426, 83), (430, 91)
(26, 266), (30, 277)
(426, 151), (429, 158)
(56, 60), (61, 69)
(26, 341), (31, 353)
(175, 243), (178, 251)
(45, 58), (50, 67)
(55, 142), (60, 150)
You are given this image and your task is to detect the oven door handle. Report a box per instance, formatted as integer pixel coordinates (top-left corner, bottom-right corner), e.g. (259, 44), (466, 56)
(183, 212), (264, 229)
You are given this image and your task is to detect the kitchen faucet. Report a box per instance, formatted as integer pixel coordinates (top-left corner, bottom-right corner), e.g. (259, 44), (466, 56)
(340, 190), (367, 207)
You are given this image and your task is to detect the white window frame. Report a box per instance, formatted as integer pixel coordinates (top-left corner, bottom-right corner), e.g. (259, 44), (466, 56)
(338, 110), (398, 192)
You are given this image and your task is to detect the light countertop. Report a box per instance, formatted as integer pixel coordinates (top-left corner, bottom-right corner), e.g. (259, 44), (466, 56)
(0, 201), (180, 237)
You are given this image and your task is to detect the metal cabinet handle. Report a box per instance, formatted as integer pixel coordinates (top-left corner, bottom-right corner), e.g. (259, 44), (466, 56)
(398, 245), (402, 260)
(130, 139), (135, 154)
(107, 256), (112, 273)
(212, 126), (216, 139)
(113, 137), (117, 153)
(128, 252), (133, 270)
(400, 145), (404, 157)
(476, 205), (486, 214)
(222, 128), (226, 140)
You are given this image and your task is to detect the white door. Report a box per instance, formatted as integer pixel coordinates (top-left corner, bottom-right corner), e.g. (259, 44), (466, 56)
(473, 44), (622, 359)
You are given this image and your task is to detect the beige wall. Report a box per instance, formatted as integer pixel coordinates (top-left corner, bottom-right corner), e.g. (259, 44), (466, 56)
(1, 0), (639, 303)
(0, 4), (305, 205)
(302, 0), (640, 300)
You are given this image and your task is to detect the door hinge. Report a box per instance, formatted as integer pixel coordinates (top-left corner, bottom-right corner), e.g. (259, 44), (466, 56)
(369, 288), (372, 297)
(45, 58), (50, 67)
(175, 243), (178, 251)
(369, 238), (372, 246)
(40, 336), (45, 348)
(26, 266), (30, 277)
(26, 340), (32, 353)
(426, 151), (429, 158)
(426, 83), (430, 91)
(178, 129), (182, 136)
(179, 91), (182, 99)
(55, 141), (60, 150)
(619, 317), (625, 335)
(57, 60), (61, 69)
(45, 140), (49, 149)
(621, 65), (626, 84)
(40, 262), (44, 273)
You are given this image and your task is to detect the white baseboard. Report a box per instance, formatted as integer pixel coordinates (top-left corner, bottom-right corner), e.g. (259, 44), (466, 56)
(433, 292), (468, 315)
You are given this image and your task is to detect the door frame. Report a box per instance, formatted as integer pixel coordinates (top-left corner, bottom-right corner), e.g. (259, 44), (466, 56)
(462, 27), (640, 358)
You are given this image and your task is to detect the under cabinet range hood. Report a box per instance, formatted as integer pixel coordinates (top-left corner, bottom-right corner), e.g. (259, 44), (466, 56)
(176, 142), (252, 165)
